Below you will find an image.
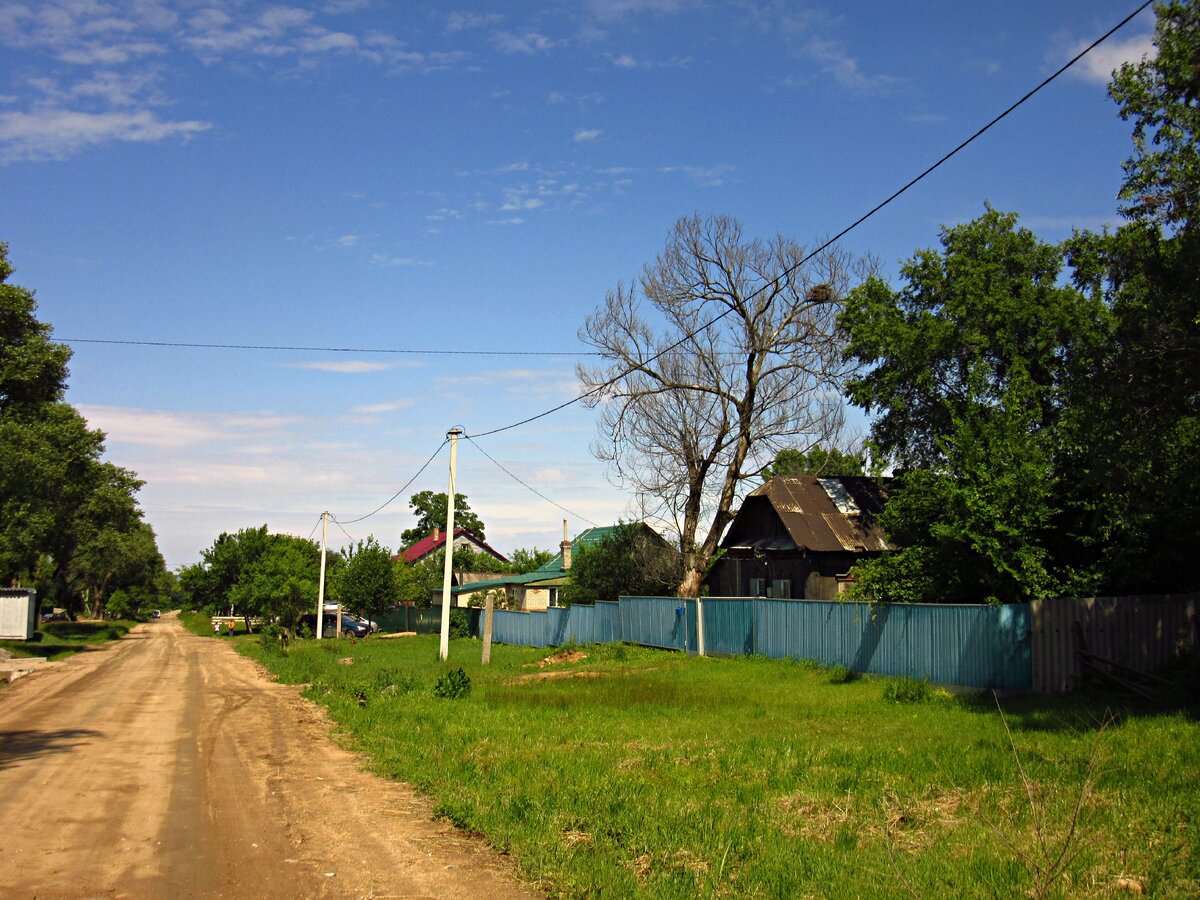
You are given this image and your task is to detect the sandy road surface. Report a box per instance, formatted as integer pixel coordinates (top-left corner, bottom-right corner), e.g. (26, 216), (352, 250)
(0, 615), (539, 899)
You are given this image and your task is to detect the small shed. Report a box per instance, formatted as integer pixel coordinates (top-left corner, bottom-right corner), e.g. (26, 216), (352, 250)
(0, 588), (39, 641)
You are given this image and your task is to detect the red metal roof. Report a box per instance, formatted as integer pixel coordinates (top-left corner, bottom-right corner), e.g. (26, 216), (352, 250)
(397, 529), (509, 564)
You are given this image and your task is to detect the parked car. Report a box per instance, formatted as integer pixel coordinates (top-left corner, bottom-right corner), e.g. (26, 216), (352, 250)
(298, 612), (369, 639)
(150, 609), (162, 619)
(323, 604), (379, 634)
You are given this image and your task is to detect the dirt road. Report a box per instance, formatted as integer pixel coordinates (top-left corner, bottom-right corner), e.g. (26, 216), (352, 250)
(0, 615), (538, 899)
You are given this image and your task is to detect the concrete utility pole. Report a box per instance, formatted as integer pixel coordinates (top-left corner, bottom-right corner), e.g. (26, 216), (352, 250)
(316, 511), (328, 640)
(438, 428), (462, 661)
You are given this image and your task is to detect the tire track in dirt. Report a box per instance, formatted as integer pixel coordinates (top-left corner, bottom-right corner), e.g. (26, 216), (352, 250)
(0, 615), (539, 899)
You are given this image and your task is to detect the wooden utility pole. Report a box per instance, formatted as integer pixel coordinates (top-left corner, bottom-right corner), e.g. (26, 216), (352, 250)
(438, 428), (461, 661)
(481, 593), (494, 665)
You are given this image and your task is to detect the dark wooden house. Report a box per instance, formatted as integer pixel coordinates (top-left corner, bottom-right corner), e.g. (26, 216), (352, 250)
(706, 476), (894, 600)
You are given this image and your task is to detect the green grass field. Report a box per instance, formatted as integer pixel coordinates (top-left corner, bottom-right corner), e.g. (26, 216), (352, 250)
(235, 632), (1196, 898)
(0, 619), (136, 661)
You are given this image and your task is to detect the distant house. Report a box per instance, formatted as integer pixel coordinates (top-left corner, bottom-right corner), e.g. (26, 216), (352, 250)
(705, 476), (894, 600)
(396, 527), (508, 566)
(453, 524), (647, 611)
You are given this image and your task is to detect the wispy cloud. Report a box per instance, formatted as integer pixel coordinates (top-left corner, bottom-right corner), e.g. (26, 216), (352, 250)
(1063, 31), (1154, 85)
(492, 31), (561, 54)
(574, 127), (602, 142)
(0, 107), (210, 163)
(657, 163), (734, 187)
(370, 253), (433, 267)
(803, 37), (899, 93)
(78, 405), (305, 450)
(291, 360), (399, 373)
(352, 400), (414, 414)
(445, 11), (503, 34)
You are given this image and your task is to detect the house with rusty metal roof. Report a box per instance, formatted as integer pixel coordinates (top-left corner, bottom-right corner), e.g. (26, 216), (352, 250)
(705, 476), (894, 600)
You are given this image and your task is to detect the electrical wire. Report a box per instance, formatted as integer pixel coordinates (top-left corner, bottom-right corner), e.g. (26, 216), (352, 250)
(465, 0), (1156, 440)
(58, 337), (599, 357)
(333, 437), (448, 525)
(331, 517), (357, 544)
(463, 434), (599, 528)
(305, 516), (323, 541)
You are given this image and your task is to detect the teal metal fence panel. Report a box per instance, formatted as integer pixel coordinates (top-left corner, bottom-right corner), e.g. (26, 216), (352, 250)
(621, 596), (696, 651)
(699, 598), (755, 657)
(745, 598), (1031, 690)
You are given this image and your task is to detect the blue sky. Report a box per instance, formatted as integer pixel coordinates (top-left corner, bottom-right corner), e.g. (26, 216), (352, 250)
(0, 0), (1156, 568)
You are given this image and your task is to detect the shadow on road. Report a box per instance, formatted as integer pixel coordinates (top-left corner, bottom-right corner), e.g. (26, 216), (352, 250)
(0, 729), (103, 769)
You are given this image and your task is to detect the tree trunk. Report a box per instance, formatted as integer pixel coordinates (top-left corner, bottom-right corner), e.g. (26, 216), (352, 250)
(677, 566), (704, 599)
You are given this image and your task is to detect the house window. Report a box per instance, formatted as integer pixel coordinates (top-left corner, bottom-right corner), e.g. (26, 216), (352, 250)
(548, 588), (559, 608)
(772, 579), (792, 599)
(748, 577), (766, 597)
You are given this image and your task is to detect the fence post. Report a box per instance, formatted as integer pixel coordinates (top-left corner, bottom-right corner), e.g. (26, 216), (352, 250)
(696, 596), (705, 657)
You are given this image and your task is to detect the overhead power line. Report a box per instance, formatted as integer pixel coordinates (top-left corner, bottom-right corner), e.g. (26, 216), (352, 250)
(465, 0), (1155, 441)
(58, 337), (598, 357)
(333, 438), (448, 525)
(463, 434), (599, 528)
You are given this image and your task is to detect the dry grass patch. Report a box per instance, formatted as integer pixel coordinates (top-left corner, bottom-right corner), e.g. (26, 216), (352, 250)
(527, 650), (588, 668)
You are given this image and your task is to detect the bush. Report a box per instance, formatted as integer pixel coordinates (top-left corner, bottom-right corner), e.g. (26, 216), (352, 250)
(434, 667), (471, 700)
(827, 663), (857, 684)
(883, 675), (933, 704)
(448, 608), (470, 639)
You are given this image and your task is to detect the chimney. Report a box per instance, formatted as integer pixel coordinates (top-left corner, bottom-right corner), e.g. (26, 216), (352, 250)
(560, 519), (571, 570)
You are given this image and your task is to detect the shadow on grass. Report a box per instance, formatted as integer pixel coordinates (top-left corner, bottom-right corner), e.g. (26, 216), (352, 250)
(0, 728), (103, 769)
(40, 622), (128, 640)
(957, 655), (1200, 732)
(1, 643), (94, 660)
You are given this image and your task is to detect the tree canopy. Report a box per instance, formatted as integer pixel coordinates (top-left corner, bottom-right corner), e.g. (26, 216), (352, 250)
(761, 446), (865, 480)
(558, 523), (679, 606)
(840, 0), (1200, 601)
(400, 491), (486, 548)
(0, 243), (168, 612)
(334, 536), (396, 620)
(578, 214), (871, 597)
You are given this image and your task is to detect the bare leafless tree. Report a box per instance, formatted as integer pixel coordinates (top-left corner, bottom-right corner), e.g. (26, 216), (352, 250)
(578, 214), (872, 597)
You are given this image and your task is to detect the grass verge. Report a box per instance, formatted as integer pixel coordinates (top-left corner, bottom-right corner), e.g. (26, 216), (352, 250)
(0, 620), (136, 661)
(238, 634), (1198, 898)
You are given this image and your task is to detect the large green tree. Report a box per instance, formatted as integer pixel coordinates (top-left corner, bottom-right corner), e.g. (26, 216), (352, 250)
(1, 244), (166, 609)
(558, 523), (679, 606)
(334, 536), (397, 620)
(399, 491), (486, 547)
(841, 209), (1107, 602)
(1110, 0), (1200, 229)
(761, 446), (866, 480)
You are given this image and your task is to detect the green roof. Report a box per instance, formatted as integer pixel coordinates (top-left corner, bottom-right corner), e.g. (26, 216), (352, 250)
(451, 525), (621, 595)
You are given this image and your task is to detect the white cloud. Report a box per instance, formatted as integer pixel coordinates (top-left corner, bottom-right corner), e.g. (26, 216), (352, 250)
(445, 11), (503, 33)
(612, 53), (637, 68)
(492, 31), (560, 54)
(1065, 32), (1155, 84)
(587, 0), (692, 21)
(0, 107), (211, 163)
(803, 37), (899, 93)
(370, 253), (432, 267)
(332, 234), (361, 247)
(488, 217), (525, 226)
(574, 127), (602, 142)
(352, 400), (414, 414)
(77, 405), (306, 450)
(290, 360), (399, 373)
(657, 163), (734, 187)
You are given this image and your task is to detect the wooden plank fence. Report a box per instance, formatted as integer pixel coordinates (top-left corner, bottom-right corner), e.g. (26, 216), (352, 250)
(1030, 594), (1198, 694)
